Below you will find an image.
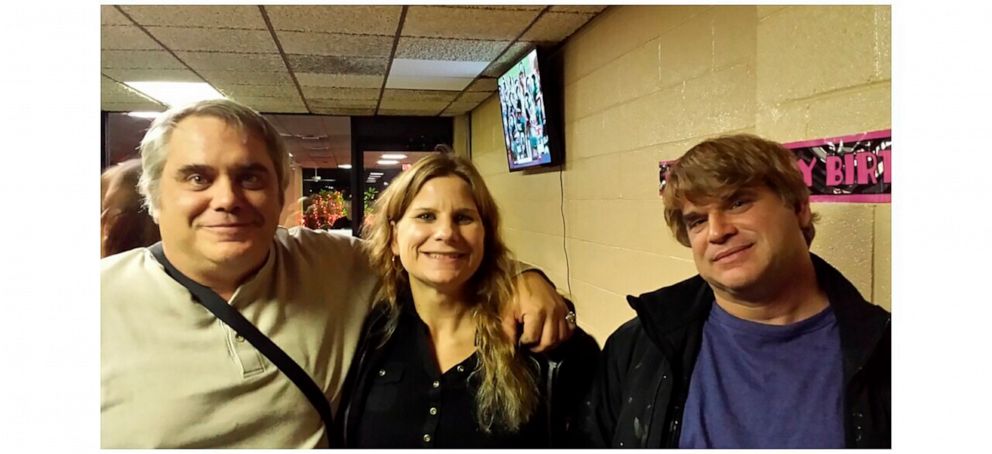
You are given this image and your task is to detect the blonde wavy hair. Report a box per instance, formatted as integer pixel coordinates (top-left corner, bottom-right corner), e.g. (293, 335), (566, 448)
(361, 153), (538, 433)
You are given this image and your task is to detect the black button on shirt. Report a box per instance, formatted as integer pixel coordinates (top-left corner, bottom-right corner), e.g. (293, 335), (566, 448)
(354, 303), (544, 448)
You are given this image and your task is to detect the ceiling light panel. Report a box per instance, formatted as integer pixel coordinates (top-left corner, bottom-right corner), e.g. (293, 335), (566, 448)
(123, 81), (224, 107)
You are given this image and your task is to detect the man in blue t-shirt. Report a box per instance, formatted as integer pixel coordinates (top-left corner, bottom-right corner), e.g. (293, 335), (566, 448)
(582, 134), (890, 448)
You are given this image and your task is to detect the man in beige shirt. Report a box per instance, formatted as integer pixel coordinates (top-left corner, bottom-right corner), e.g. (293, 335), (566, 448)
(101, 99), (571, 448)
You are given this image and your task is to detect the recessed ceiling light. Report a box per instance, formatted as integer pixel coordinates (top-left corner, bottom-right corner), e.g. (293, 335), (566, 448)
(377, 159), (399, 165)
(381, 153), (407, 160)
(123, 81), (224, 107)
(339, 164), (352, 169)
(126, 111), (163, 119)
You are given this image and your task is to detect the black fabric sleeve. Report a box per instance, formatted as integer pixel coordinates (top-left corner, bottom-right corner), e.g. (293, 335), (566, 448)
(578, 323), (635, 448)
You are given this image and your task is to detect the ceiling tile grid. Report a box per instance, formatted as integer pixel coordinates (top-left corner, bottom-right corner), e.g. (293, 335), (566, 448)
(100, 5), (606, 116)
(176, 52), (286, 72)
(277, 32), (394, 58)
(219, 84), (301, 99)
(301, 86), (381, 100)
(265, 5), (403, 35)
(143, 27), (279, 53)
(101, 6), (132, 25)
(549, 6), (609, 14)
(102, 50), (187, 70)
(481, 42), (534, 78)
(520, 12), (598, 42)
(119, 5), (267, 29)
(287, 55), (387, 76)
(296, 73), (384, 89)
(199, 70), (294, 86)
(466, 77), (499, 92)
(381, 89), (460, 103)
(395, 37), (509, 62)
(103, 68), (203, 83)
(101, 26), (162, 50)
(402, 6), (540, 41)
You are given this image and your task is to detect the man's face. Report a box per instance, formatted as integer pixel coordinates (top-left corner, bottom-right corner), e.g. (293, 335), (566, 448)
(156, 115), (282, 275)
(681, 185), (811, 298)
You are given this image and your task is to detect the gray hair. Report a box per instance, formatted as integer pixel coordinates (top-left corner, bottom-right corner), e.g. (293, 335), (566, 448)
(136, 98), (290, 221)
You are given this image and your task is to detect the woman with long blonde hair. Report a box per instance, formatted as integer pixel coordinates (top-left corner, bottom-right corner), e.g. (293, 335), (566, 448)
(337, 153), (598, 448)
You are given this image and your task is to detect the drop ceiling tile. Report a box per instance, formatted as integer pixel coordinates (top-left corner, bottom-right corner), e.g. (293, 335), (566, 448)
(378, 108), (443, 117)
(287, 55), (387, 75)
(457, 91), (494, 103)
(549, 6), (608, 14)
(313, 107), (376, 116)
(119, 5), (266, 29)
(199, 70), (293, 85)
(102, 77), (165, 106)
(266, 5), (402, 35)
(103, 68), (203, 83)
(102, 50), (187, 70)
(102, 6), (131, 25)
(102, 101), (168, 112)
(441, 101), (481, 116)
(396, 37), (508, 61)
(146, 27), (278, 53)
(382, 89), (459, 103)
(296, 73), (383, 88)
(385, 75), (474, 91)
(520, 12), (597, 42)
(481, 42), (533, 77)
(277, 31), (394, 57)
(102, 25), (161, 50)
(217, 84), (300, 99)
(233, 94), (304, 105)
(253, 104), (309, 114)
(403, 6), (539, 41)
(378, 99), (451, 112)
(176, 52), (286, 72)
(466, 77), (498, 92)
(301, 86), (380, 100)
(309, 99), (378, 110)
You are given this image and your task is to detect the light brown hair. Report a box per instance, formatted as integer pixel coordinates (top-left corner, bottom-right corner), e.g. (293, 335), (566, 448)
(662, 134), (819, 247)
(361, 153), (538, 433)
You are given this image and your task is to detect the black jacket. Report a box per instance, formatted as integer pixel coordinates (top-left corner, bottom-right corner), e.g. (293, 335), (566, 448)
(335, 300), (601, 448)
(581, 254), (890, 448)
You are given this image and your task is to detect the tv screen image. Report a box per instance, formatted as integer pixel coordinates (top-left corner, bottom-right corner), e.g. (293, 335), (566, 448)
(497, 49), (553, 171)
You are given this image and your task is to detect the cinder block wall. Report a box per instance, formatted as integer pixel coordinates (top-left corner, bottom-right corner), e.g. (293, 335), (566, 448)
(470, 5), (891, 343)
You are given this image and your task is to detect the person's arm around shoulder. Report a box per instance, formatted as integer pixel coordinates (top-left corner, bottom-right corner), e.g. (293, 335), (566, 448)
(504, 264), (573, 352)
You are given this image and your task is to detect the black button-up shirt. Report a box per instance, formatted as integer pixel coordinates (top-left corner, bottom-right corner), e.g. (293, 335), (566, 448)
(353, 303), (544, 448)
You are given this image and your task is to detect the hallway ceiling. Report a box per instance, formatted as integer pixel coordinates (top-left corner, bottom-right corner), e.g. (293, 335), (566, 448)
(101, 4), (606, 117)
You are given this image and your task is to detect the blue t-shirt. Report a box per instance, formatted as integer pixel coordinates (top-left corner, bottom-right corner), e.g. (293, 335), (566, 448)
(678, 303), (844, 448)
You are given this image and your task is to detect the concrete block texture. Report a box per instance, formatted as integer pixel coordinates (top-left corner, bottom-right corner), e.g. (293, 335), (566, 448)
(468, 5), (890, 344)
(757, 5), (890, 105)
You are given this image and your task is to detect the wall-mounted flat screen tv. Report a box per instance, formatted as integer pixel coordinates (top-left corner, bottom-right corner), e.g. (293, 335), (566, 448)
(497, 48), (562, 172)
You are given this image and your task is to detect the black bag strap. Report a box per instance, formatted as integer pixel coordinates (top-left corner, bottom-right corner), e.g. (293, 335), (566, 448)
(149, 243), (333, 447)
